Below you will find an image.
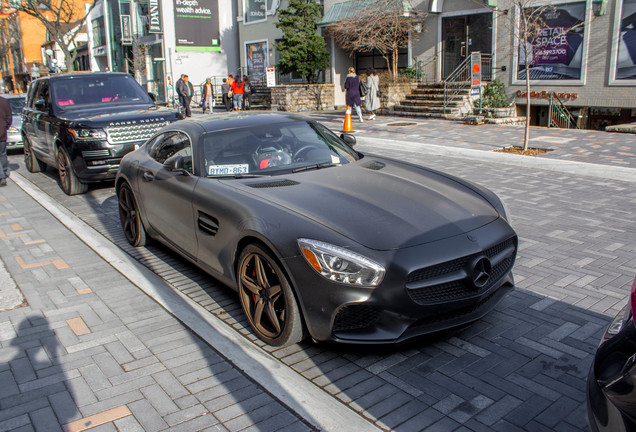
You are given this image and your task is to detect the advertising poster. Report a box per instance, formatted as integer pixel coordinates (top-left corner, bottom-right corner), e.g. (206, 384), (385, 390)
(246, 41), (268, 82)
(518, 2), (586, 80)
(244, 0), (268, 23)
(616, 0), (636, 79)
(174, 0), (221, 51)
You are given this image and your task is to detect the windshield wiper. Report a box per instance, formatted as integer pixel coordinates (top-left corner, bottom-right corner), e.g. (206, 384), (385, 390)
(292, 162), (335, 173)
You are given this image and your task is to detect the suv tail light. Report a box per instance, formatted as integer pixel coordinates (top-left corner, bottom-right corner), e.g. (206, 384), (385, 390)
(631, 276), (636, 325)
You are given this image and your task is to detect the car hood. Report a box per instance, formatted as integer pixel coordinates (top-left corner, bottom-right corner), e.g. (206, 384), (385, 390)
(56, 105), (179, 127)
(235, 158), (501, 250)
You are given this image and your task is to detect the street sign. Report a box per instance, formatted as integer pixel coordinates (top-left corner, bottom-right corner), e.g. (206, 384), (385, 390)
(471, 52), (481, 97)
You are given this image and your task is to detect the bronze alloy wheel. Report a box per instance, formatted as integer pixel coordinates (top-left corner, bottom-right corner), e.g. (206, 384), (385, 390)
(57, 148), (87, 195)
(238, 244), (304, 346)
(118, 183), (147, 247)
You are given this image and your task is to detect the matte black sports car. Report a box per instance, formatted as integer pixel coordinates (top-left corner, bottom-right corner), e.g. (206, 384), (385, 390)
(587, 276), (636, 432)
(116, 112), (517, 346)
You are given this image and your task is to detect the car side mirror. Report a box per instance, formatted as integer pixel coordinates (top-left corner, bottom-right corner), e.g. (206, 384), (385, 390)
(163, 154), (191, 175)
(340, 133), (356, 147)
(34, 99), (47, 111)
(148, 92), (156, 102)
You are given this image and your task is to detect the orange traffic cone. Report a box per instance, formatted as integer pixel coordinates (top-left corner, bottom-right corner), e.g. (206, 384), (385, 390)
(343, 105), (353, 133)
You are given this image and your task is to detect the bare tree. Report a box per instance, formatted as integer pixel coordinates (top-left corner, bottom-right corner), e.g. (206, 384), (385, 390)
(496, 0), (585, 150)
(14, 0), (95, 72)
(327, 0), (424, 82)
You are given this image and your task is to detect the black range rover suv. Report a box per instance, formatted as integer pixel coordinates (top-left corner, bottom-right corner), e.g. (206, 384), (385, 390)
(22, 72), (182, 195)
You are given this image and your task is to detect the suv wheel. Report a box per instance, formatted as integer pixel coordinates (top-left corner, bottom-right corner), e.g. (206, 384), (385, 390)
(24, 137), (46, 173)
(57, 148), (88, 195)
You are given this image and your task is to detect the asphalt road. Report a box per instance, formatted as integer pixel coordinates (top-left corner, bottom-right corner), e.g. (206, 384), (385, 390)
(6, 116), (636, 431)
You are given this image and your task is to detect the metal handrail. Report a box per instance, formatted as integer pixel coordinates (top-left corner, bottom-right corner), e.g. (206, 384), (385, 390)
(442, 56), (471, 114)
(548, 92), (578, 129)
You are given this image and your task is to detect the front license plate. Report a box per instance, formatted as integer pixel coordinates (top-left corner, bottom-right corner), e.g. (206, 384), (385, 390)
(209, 164), (249, 176)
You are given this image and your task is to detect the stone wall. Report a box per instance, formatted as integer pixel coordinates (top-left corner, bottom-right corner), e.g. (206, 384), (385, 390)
(270, 84), (335, 111)
(379, 82), (419, 107)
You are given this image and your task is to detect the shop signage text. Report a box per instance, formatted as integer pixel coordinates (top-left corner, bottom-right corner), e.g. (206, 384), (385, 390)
(515, 90), (578, 100)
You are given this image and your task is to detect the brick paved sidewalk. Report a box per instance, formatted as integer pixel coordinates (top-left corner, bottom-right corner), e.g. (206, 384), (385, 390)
(0, 181), (312, 431)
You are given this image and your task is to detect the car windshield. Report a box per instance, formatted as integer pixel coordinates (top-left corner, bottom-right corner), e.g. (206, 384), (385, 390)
(50, 75), (153, 110)
(8, 97), (25, 115)
(201, 120), (360, 177)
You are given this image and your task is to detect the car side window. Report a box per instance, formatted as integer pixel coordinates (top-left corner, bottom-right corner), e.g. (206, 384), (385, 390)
(34, 81), (51, 111)
(26, 82), (39, 108)
(149, 132), (194, 174)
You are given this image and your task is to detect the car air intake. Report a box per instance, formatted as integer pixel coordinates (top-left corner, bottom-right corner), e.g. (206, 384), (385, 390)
(247, 180), (300, 188)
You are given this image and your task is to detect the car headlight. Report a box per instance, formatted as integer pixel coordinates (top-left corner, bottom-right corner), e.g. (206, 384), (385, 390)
(69, 128), (107, 141)
(298, 238), (385, 287)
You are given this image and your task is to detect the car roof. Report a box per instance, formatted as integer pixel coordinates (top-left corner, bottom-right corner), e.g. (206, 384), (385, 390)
(175, 112), (313, 134)
(32, 72), (131, 83)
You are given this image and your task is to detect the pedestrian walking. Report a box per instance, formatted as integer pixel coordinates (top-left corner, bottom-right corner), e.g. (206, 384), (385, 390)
(221, 78), (232, 111)
(344, 67), (364, 122)
(0, 95), (11, 186)
(176, 74), (185, 110)
(177, 74), (194, 117)
(365, 68), (380, 120)
(231, 77), (244, 111)
(201, 78), (214, 114)
(242, 76), (253, 110)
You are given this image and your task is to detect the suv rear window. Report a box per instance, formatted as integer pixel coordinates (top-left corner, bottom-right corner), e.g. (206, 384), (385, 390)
(51, 74), (152, 109)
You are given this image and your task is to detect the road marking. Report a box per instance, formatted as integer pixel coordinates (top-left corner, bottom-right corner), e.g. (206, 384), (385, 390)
(0, 229), (25, 239)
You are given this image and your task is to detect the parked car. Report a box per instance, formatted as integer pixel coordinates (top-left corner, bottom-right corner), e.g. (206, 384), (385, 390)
(116, 112), (518, 346)
(4, 94), (26, 150)
(587, 276), (636, 432)
(21, 72), (182, 195)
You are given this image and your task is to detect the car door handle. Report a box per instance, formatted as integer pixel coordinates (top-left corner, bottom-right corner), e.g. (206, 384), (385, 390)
(143, 171), (155, 182)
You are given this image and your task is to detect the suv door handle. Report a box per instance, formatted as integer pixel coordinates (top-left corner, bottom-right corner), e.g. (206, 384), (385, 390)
(143, 171), (155, 182)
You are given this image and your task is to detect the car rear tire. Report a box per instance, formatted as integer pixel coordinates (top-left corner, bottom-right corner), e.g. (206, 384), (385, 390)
(24, 137), (46, 173)
(118, 183), (148, 247)
(57, 147), (88, 195)
(238, 244), (305, 347)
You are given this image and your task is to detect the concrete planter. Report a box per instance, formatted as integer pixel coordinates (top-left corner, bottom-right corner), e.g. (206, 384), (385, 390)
(481, 106), (517, 118)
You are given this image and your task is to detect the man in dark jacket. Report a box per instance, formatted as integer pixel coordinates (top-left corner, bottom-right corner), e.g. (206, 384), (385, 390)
(177, 74), (194, 117)
(0, 95), (11, 186)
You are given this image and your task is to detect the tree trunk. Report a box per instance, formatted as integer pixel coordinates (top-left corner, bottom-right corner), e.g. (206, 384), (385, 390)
(522, 15), (531, 152)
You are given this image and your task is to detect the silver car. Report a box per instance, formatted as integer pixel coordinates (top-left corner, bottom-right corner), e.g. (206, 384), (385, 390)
(5, 94), (25, 150)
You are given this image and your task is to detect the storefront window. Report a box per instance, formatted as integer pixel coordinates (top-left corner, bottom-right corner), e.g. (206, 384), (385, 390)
(516, 2), (587, 82)
(614, 0), (636, 80)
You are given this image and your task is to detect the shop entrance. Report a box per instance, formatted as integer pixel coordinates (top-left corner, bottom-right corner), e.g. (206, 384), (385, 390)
(441, 13), (492, 79)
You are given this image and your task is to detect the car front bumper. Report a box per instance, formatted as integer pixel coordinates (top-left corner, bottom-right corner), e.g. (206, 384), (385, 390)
(587, 304), (636, 432)
(284, 218), (517, 343)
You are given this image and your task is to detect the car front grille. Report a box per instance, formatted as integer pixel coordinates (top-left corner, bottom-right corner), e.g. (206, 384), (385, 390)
(406, 237), (517, 305)
(106, 121), (169, 144)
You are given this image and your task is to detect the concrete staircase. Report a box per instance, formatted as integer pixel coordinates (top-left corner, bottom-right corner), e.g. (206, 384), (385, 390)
(389, 82), (472, 118)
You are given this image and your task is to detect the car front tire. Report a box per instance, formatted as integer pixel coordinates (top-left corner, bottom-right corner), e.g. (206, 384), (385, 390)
(57, 147), (88, 195)
(238, 244), (305, 347)
(24, 137), (46, 173)
(118, 182), (148, 247)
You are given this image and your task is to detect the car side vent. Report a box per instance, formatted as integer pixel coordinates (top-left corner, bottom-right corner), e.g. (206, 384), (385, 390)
(363, 161), (385, 171)
(197, 212), (219, 236)
(247, 180), (300, 188)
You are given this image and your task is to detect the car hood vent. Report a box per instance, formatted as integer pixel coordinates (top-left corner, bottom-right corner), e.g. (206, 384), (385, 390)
(363, 161), (386, 171)
(247, 180), (300, 188)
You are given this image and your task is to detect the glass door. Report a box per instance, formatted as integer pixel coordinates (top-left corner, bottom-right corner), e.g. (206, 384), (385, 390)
(442, 13), (492, 79)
